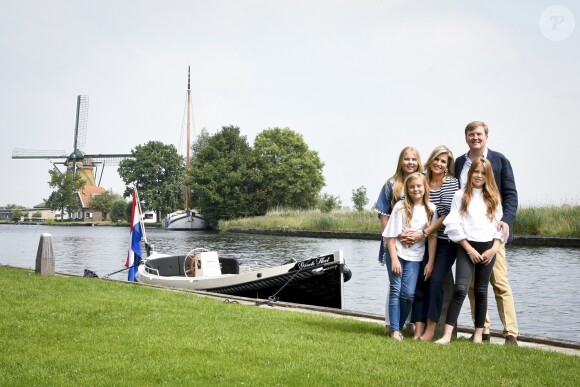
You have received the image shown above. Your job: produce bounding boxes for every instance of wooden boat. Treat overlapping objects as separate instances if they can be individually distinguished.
[163,67,209,230]
[162,209,207,230]
[136,247,352,309]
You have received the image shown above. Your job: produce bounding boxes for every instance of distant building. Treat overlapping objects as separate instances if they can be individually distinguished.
[0,208,12,221]
[29,202,58,220]
[8,186,112,222]
[143,210,157,223]
[75,186,110,221]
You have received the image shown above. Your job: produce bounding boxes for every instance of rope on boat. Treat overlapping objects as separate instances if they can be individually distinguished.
[254,267,306,307]
[103,266,130,278]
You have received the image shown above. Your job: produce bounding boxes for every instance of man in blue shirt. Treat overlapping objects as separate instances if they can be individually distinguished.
[455,121,519,346]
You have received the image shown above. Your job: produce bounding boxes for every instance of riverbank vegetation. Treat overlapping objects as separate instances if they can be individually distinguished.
[3,205,578,238]
[1,267,577,385]
[220,205,580,237]
[514,205,580,237]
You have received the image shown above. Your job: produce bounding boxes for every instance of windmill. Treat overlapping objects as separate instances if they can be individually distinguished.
[12,95,133,187]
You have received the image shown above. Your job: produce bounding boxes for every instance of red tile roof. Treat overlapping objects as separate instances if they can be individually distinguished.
[77,186,107,208]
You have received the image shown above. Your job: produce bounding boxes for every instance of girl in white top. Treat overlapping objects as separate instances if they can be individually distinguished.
[436,158,503,344]
[382,172,437,341]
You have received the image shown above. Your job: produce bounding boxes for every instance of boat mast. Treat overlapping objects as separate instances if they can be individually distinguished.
[185,66,191,210]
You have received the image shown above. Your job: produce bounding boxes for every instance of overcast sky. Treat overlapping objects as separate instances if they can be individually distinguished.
[1,0,578,210]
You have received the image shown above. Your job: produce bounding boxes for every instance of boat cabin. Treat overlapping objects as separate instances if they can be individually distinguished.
[144,252,240,278]
[186,251,221,278]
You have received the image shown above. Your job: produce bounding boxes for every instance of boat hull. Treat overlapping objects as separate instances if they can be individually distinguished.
[136,251,349,309]
[162,210,209,230]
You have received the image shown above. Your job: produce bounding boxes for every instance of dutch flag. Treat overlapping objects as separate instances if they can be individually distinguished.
[125,190,143,281]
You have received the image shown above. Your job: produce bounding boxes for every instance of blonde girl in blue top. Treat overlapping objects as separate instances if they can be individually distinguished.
[376,146,423,264]
[382,172,437,341]
[375,146,423,334]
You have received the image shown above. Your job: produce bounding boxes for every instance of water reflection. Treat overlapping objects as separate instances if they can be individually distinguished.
[1,224,578,342]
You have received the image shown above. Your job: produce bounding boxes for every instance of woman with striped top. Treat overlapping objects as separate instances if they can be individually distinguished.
[400,146,460,340]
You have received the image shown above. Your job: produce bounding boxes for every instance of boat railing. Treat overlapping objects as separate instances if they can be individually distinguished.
[144,266,160,276]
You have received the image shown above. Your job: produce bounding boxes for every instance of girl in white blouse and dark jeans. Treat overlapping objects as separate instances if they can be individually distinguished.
[436,158,503,344]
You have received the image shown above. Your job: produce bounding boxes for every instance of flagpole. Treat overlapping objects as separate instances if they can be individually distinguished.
[126,186,144,281]
[134,187,148,243]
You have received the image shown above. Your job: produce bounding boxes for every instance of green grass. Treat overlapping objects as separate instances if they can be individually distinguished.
[220,205,580,237]
[1,267,578,386]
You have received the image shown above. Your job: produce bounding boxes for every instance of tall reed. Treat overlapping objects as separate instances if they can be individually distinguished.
[221,206,580,237]
[514,205,580,236]
[221,208,379,232]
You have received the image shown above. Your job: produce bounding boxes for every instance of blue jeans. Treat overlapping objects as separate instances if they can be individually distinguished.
[385,256,421,332]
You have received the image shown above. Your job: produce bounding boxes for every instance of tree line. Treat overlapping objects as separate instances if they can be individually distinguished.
[119,126,327,227]
[24,126,369,226]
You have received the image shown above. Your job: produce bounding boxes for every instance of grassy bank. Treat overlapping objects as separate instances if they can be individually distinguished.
[220,205,580,238]
[1,267,578,385]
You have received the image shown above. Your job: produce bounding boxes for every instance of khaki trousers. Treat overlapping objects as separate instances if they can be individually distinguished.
[469,244,519,337]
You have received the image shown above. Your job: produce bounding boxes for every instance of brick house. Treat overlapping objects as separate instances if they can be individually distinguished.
[76,186,111,221]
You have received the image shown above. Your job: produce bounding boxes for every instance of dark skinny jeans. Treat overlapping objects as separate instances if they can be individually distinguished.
[412,239,458,323]
[444,241,496,328]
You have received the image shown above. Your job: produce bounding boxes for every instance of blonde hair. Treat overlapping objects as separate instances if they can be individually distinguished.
[425,145,455,182]
[388,147,423,208]
[400,172,434,227]
[460,158,501,221]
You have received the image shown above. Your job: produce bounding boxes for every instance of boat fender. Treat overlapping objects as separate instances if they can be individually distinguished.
[342,265,352,283]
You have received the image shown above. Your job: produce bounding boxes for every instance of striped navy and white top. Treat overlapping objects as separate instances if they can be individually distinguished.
[429,176,460,239]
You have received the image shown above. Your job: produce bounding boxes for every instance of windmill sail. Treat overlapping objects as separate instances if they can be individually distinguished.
[73,95,89,155]
[12,94,133,187]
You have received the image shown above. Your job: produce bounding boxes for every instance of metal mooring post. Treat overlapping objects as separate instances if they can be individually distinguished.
[35,233,55,275]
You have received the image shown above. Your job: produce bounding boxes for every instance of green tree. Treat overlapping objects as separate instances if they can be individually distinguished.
[318,192,342,213]
[253,127,325,209]
[90,190,119,220]
[45,170,86,220]
[351,186,369,211]
[191,128,211,155]
[110,198,130,223]
[189,125,264,227]
[118,141,184,216]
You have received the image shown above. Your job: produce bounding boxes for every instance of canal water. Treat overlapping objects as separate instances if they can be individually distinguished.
[1,224,578,342]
